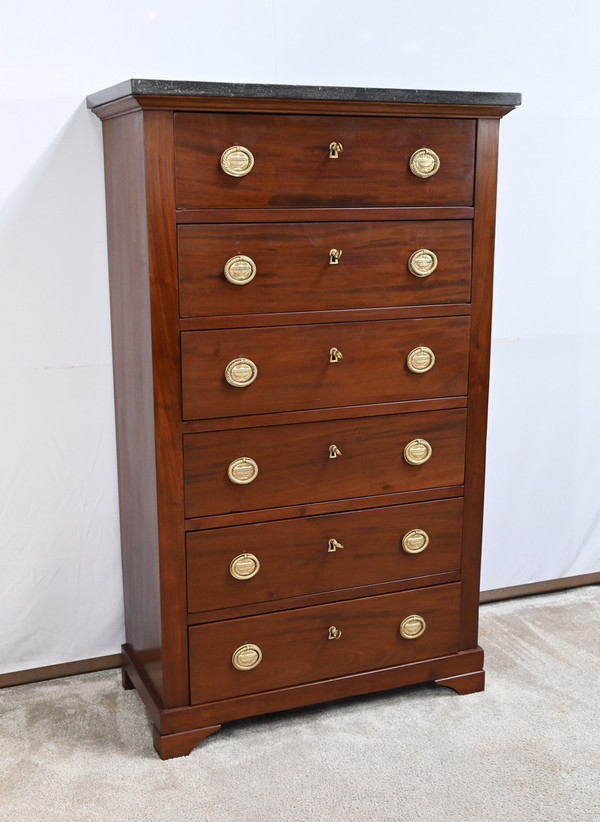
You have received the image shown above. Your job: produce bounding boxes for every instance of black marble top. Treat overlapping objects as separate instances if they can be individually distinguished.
[86,79,521,110]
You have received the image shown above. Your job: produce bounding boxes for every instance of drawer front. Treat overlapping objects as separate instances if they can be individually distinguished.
[184,408,466,518]
[189,583,461,703]
[187,498,463,614]
[178,221,472,317]
[175,114,475,208]
[182,317,470,420]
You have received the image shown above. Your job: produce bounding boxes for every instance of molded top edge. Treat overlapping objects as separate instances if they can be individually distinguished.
[86,79,521,110]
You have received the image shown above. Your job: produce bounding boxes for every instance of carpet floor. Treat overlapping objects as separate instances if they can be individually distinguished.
[1,586,599,821]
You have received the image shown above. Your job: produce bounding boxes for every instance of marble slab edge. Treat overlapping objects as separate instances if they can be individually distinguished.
[86,79,521,110]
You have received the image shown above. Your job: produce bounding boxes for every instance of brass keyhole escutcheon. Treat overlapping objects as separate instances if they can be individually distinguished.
[408,248,438,278]
[329,347,343,363]
[220,145,255,177]
[328,538,345,552]
[229,553,261,580]
[409,147,440,178]
[329,444,342,459]
[232,644,262,670]
[399,615,426,640]
[406,346,436,374]
[329,248,343,265]
[223,255,257,285]
[328,626,342,640]
[402,529,430,554]
[227,456,259,485]
[329,141,344,159]
[403,439,432,466]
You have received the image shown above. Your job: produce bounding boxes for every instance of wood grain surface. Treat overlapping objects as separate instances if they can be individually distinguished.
[189,583,461,703]
[186,497,463,614]
[174,113,475,208]
[459,118,501,650]
[181,316,470,419]
[178,220,472,317]
[183,408,467,518]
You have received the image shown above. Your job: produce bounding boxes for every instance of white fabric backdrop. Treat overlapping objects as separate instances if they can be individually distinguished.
[1,0,598,674]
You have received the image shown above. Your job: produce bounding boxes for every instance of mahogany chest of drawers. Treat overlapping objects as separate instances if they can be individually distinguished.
[87,80,519,759]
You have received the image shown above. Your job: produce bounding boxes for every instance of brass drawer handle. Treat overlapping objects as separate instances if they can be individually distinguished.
[224,255,257,285]
[230,553,260,580]
[220,145,255,177]
[406,346,436,374]
[227,457,259,485]
[409,147,440,179]
[329,444,342,459]
[408,248,438,278]
[232,644,262,670]
[329,248,343,265]
[225,357,258,388]
[328,625,342,640]
[328,538,345,552]
[329,347,343,363]
[402,529,429,554]
[399,614,427,640]
[329,141,344,159]
[403,439,432,466]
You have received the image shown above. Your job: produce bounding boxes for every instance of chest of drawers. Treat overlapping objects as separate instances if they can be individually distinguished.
[88,80,519,759]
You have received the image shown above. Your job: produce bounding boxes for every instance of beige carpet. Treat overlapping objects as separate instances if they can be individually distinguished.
[1,586,599,821]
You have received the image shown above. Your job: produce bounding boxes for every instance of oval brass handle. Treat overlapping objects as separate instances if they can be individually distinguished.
[404,439,432,466]
[409,148,441,179]
[224,255,257,285]
[329,248,343,265]
[408,248,438,278]
[232,643,262,670]
[402,529,430,554]
[227,456,259,485]
[220,145,255,177]
[230,553,261,580]
[329,347,343,363]
[328,626,342,640]
[329,141,344,159]
[329,444,342,459]
[225,357,258,388]
[399,614,427,640]
[406,346,436,374]
[328,538,345,552]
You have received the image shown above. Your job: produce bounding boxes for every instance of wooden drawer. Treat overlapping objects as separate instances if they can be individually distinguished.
[187,498,463,614]
[182,317,470,420]
[189,582,461,703]
[174,114,475,209]
[183,408,466,518]
[178,221,472,317]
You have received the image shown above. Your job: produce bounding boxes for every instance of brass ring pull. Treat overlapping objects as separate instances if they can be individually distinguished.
[329,248,343,265]
[225,357,258,388]
[402,529,429,554]
[227,456,259,485]
[232,644,262,670]
[220,145,255,177]
[406,346,436,374]
[408,248,438,278]
[329,347,343,363]
[399,615,427,640]
[224,255,257,285]
[229,553,261,580]
[328,538,345,552]
[328,626,342,640]
[403,439,432,466]
[329,444,342,459]
[409,148,441,179]
[329,141,344,159]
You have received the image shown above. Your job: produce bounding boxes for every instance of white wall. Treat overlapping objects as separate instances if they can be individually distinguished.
[1,0,598,674]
